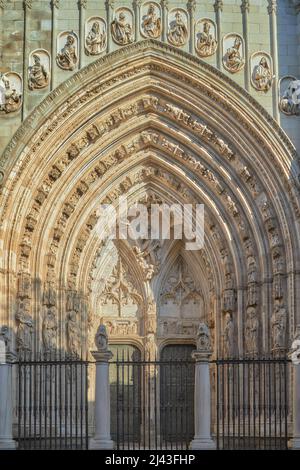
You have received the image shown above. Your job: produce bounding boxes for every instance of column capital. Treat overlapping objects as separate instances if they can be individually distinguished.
[187,0,196,13]
[91,350,113,362]
[241,0,250,13]
[51,0,60,9]
[214,0,223,12]
[267,0,277,14]
[23,0,32,9]
[192,350,213,362]
[0,0,6,10]
[161,0,169,9]
[106,0,115,9]
[78,0,87,8]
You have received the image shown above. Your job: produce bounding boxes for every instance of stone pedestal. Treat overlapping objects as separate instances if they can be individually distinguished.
[89,350,114,450]
[290,362,300,449]
[0,351,17,450]
[190,350,216,450]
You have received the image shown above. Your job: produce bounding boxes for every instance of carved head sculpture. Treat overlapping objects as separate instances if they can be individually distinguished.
[95,323,108,352]
[33,54,41,64]
[92,22,100,33]
[119,12,125,20]
[203,21,210,33]
[67,35,75,45]
[196,322,211,351]
[259,57,268,68]
[234,37,242,49]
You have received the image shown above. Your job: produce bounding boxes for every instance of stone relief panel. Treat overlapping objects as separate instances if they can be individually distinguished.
[85,17,107,55]
[111,8,134,45]
[28,49,50,91]
[222,33,245,73]
[195,18,217,58]
[250,52,273,92]
[140,2,161,39]
[167,9,189,47]
[56,31,78,71]
[279,76,300,116]
[0,72,22,113]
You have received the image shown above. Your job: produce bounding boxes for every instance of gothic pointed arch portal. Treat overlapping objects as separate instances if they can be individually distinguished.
[0,40,299,360]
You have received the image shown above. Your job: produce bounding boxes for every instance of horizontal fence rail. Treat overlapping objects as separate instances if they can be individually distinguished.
[213,357,290,450]
[16,358,89,450]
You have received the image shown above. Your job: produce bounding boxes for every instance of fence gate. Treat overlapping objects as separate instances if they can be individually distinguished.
[16,358,89,450]
[214,357,290,450]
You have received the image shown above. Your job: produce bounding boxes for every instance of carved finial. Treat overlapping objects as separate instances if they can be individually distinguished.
[214,0,223,12]
[241,0,250,13]
[23,0,32,8]
[95,324,108,352]
[267,0,277,14]
[196,322,211,352]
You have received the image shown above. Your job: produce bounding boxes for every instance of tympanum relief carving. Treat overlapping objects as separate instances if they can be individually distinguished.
[111,8,134,45]
[56,31,78,71]
[167,9,189,47]
[85,17,107,55]
[195,19,217,58]
[141,2,161,38]
[222,34,245,73]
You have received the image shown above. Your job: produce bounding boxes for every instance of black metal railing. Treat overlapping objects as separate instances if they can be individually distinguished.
[16,357,89,449]
[110,353,195,450]
[213,356,290,450]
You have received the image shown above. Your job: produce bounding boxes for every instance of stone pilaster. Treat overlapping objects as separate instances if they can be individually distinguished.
[134,0,142,42]
[241,0,250,91]
[268,0,279,122]
[78,0,87,69]
[51,0,59,90]
[187,0,196,55]
[106,0,114,53]
[161,0,169,43]
[214,0,223,70]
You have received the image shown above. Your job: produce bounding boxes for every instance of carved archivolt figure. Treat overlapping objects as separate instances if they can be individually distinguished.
[67,310,81,357]
[223,36,244,73]
[16,300,33,353]
[280,79,300,116]
[111,11,134,45]
[42,306,57,353]
[56,34,78,70]
[141,3,161,38]
[28,54,49,90]
[86,21,106,55]
[271,303,286,350]
[196,21,217,57]
[245,306,259,355]
[252,57,273,92]
[223,313,234,357]
[0,74,22,113]
[167,11,188,47]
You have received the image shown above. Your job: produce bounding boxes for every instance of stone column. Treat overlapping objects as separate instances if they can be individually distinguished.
[134,0,142,42]
[190,323,216,450]
[51,0,59,90]
[268,0,279,122]
[214,0,223,70]
[106,0,114,53]
[89,325,114,450]
[241,0,250,91]
[290,326,300,449]
[161,0,169,43]
[0,339,17,450]
[22,0,32,120]
[187,0,196,55]
[78,0,87,69]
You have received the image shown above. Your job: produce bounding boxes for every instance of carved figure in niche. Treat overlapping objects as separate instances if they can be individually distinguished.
[0,74,22,113]
[167,11,188,47]
[95,324,108,351]
[28,54,49,90]
[196,322,211,351]
[252,57,273,92]
[223,36,244,73]
[196,20,217,57]
[56,34,78,70]
[223,313,234,357]
[273,273,283,299]
[247,281,257,306]
[86,21,106,55]
[66,310,81,357]
[141,3,161,38]
[280,79,300,115]
[16,300,33,353]
[111,11,134,45]
[245,306,259,355]
[42,306,57,353]
[145,334,157,360]
[271,303,286,350]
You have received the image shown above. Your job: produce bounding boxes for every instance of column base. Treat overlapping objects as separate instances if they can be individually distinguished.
[190,437,216,450]
[0,438,17,450]
[89,437,114,450]
[289,437,300,449]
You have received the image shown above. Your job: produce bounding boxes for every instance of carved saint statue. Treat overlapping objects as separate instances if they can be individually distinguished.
[141,3,161,38]
[280,79,300,116]
[56,34,78,70]
[245,306,259,355]
[196,21,217,57]
[42,306,57,353]
[86,21,106,55]
[95,324,108,352]
[66,310,81,357]
[224,37,244,73]
[252,57,273,92]
[196,322,211,351]
[16,300,33,353]
[0,75,22,113]
[111,12,134,45]
[167,11,188,47]
[223,313,234,357]
[28,54,49,90]
[271,303,286,350]
[144,333,157,360]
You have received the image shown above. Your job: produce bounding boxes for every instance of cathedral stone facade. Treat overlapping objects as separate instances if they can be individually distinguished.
[0,0,300,450]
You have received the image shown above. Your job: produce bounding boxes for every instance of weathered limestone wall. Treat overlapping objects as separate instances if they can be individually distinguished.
[0,0,299,154]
